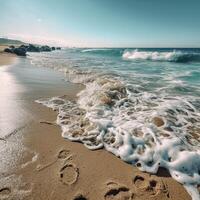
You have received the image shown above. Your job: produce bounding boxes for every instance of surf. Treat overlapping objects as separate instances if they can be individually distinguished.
[122,49,200,63]
[29,49,200,200]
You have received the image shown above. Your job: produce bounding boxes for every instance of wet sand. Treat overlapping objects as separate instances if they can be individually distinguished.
[0,56,191,200]
[0,52,16,66]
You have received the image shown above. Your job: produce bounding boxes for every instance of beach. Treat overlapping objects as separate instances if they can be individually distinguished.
[1,0,200,199]
[0,45,16,66]
[0,51,193,200]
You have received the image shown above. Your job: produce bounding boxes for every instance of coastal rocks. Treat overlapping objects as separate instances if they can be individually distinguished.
[19,45,28,49]
[9,45,15,49]
[4,46,27,56]
[3,44,62,57]
[4,46,26,56]
[27,44,40,52]
[13,47,27,56]
[18,44,40,52]
[4,48,13,53]
[40,45,51,52]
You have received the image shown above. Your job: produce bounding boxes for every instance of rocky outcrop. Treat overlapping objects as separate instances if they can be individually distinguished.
[27,44,40,52]
[40,45,51,52]
[13,47,27,56]
[3,44,62,56]
[19,45,27,49]
[4,46,26,56]
[4,48,13,53]
[9,45,15,49]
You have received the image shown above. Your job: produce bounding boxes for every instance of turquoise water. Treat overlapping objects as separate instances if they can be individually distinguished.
[30,48,200,200]
[31,48,200,96]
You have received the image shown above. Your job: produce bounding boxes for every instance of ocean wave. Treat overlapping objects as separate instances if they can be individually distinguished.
[81,48,112,53]
[81,48,122,57]
[36,68,200,200]
[122,49,200,62]
[31,52,200,200]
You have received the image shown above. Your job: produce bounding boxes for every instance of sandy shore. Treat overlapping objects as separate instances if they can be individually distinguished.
[0,45,16,66]
[0,55,191,200]
[0,52,16,66]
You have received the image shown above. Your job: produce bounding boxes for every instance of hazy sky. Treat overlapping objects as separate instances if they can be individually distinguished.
[1,0,200,47]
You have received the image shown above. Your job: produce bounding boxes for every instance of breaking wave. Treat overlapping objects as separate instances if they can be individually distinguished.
[123,49,200,62]
[36,67,200,200]
[30,50,200,200]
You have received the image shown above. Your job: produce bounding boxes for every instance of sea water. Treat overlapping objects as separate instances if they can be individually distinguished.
[30,48,200,199]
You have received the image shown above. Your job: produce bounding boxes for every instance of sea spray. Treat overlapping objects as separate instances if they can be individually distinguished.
[36,75,200,200]
[123,49,200,62]
[30,48,200,200]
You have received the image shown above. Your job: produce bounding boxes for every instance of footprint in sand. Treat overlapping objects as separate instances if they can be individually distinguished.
[58,149,70,159]
[37,149,72,172]
[133,175,146,189]
[0,187,11,196]
[104,182,134,200]
[133,174,169,198]
[60,163,79,185]
[73,194,88,200]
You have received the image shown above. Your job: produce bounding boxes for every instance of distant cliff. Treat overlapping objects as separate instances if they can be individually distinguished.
[0,38,26,45]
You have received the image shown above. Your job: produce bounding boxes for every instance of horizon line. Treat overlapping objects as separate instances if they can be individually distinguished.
[1,36,200,49]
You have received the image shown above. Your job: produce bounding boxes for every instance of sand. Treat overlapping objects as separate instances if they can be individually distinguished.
[0,45,18,66]
[0,55,191,200]
[0,52,16,66]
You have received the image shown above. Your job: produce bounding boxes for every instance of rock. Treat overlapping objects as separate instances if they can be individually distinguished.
[56,47,61,50]
[13,47,27,56]
[4,48,13,53]
[4,46,27,56]
[27,44,40,52]
[4,43,56,56]
[9,45,15,49]
[19,44,28,49]
[40,45,51,52]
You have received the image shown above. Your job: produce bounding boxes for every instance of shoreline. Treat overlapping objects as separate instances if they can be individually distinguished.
[0,45,16,66]
[0,54,191,200]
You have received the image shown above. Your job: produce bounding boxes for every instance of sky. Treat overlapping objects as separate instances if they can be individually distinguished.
[0,0,200,47]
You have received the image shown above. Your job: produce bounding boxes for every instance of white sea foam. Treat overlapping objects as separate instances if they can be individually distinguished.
[31,51,200,200]
[122,49,200,62]
[36,72,200,200]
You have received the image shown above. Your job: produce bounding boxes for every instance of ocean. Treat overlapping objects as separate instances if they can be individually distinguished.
[29,48,200,200]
